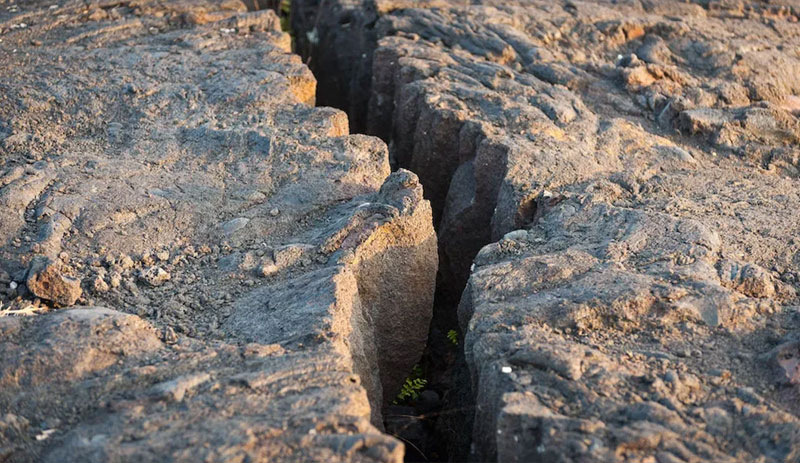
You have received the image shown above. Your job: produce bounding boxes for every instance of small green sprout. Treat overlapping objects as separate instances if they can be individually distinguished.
[446,329,459,346]
[393,364,427,404]
[395,377,428,403]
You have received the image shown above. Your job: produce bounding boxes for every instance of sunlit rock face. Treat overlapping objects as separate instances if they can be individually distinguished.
[0,3,437,462]
[293,0,800,461]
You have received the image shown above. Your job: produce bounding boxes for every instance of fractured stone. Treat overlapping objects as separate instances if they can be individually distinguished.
[0,2,437,462]
[292,0,800,460]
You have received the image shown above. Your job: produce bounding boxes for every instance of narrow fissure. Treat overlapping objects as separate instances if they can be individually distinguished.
[286,4,486,461]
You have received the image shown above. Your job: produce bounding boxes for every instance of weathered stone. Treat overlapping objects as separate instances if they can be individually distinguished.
[0,2,437,462]
[138,266,171,287]
[293,0,800,461]
[25,257,82,307]
[91,275,109,293]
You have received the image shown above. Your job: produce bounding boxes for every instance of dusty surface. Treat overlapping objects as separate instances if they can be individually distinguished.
[0,1,437,462]
[293,0,800,461]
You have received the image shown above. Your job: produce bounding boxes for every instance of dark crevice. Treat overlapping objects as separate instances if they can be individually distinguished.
[290,0,382,134]
[290,3,485,461]
[228,3,800,462]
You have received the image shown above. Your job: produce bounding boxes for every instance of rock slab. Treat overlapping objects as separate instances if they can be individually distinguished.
[0,2,437,462]
[293,0,800,461]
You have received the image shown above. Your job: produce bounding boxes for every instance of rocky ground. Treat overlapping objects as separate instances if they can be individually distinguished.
[3,0,800,462]
[0,1,437,462]
[293,0,800,461]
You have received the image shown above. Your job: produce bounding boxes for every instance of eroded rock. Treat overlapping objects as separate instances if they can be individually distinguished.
[292,0,800,461]
[0,2,437,462]
[25,257,82,307]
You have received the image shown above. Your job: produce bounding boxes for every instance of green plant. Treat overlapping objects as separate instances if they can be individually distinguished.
[278,0,290,33]
[394,364,427,404]
[446,329,459,346]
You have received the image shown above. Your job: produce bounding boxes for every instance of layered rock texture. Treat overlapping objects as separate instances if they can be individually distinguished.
[0,2,437,462]
[4,0,800,461]
[294,0,800,461]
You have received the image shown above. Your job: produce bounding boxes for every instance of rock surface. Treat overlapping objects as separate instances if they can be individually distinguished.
[293,0,800,461]
[25,256,83,306]
[0,2,437,462]
[5,0,800,460]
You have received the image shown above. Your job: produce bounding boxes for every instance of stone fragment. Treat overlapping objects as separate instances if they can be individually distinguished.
[109,272,122,289]
[220,217,250,235]
[139,267,170,287]
[119,255,135,270]
[92,276,109,293]
[25,257,82,307]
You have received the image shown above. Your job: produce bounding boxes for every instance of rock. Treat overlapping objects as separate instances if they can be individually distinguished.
[0,307,163,386]
[762,341,800,385]
[220,217,250,235]
[138,267,170,287]
[119,255,135,270]
[150,372,211,402]
[140,253,155,267]
[92,276,109,293]
[25,257,82,307]
[273,243,315,269]
[258,256,279,277]
[109,272,122,289]
[0,3,437,462]
[292,0,800,460]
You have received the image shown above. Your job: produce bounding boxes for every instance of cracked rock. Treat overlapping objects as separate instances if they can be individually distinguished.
[292,0,800,461]
[0,3,436,462]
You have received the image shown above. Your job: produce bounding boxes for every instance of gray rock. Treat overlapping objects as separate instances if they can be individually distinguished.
[292,0,800,461]
[220,217,250,235]
[0,3,437,463]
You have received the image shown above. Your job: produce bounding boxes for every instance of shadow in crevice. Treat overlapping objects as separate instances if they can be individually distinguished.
[289,3,480,459]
